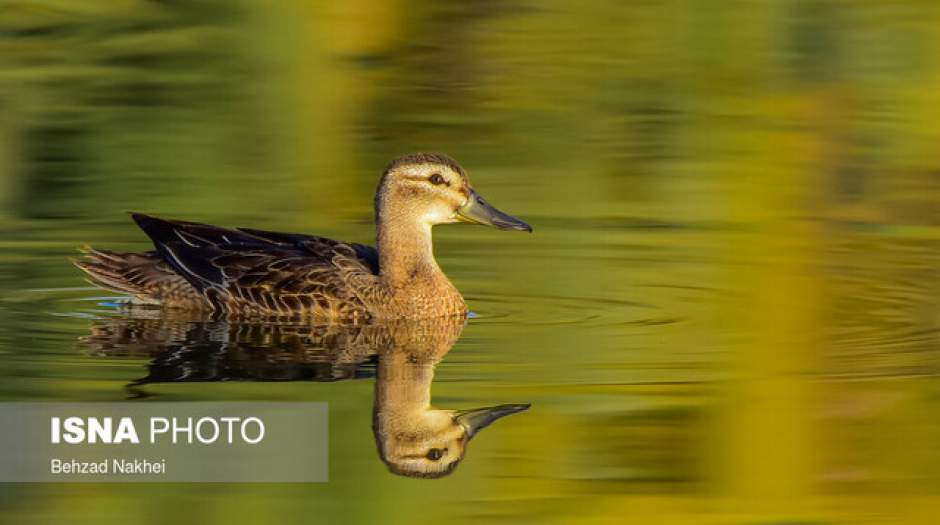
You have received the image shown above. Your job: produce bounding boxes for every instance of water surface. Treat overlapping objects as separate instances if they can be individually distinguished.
[1,1,939,524]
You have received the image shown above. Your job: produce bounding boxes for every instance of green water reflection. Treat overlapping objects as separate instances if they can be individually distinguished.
[1,1,939,524]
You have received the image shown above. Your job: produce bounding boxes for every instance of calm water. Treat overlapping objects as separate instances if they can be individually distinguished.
[1,1,939,524]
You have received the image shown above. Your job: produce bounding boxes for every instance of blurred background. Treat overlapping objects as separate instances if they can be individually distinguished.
[1,0,939,523]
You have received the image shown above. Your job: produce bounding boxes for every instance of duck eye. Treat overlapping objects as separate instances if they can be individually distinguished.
[429,173,446,186]
[426,448,445,461]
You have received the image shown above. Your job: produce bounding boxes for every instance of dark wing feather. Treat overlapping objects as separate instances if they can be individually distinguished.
[132,213,266,247]
[237,227,380,274]
[131,213,381,318]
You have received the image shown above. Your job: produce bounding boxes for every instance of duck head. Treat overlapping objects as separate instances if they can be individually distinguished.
[374,402,531,479]
[375,153,532,232]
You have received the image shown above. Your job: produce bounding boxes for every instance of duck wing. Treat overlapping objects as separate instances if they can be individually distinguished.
[236,227,379,274]
[131,213,383,319]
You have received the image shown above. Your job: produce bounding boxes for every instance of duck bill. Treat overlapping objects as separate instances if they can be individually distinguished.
[456,190,532,232]
[455,403,531,439]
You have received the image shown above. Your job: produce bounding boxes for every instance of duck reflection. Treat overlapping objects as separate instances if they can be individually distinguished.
[369,320,529,478]
[80,311,529,478]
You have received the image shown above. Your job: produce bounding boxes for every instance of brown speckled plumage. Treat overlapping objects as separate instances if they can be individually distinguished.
[75,214,410,321]
[73,154,531,321]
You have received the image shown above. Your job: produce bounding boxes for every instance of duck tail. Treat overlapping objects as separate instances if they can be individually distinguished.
[71,246,164,303]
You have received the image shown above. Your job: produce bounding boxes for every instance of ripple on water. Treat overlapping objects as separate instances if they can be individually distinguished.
[465,291,686,328]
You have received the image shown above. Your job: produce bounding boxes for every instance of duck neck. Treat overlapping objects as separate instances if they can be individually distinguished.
[376,216,444,289]
[375,352,435,415]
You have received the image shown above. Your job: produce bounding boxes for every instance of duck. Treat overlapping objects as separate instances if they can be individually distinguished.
[74,153,531,321]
